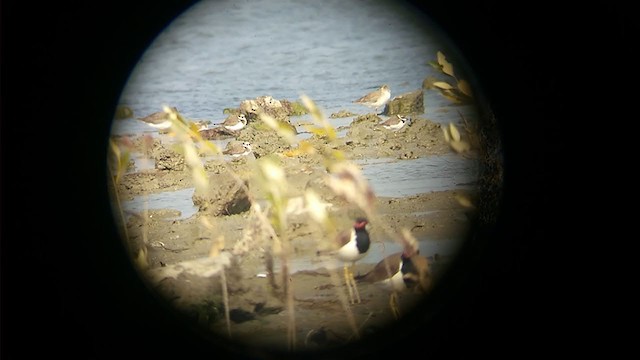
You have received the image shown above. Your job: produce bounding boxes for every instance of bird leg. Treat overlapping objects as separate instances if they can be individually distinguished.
[344,263,361,304]
[344,264,356,304]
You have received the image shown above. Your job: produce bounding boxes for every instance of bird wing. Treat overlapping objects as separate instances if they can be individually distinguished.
[221,116,236,126]
[354,90,379,103]
[334,228,354,248]
[138,112,166,123]
[355,252,402,283]
[222,142,239,154]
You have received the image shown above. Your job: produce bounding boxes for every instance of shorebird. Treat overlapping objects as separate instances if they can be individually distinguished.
[222,141,252,157]
[356,243,431,318]
[353,84,391,114]
[137,107,179,130]
[192,120,211,131]
[220,113,248,132]
[318,218,371,304]
[378,115,409,131]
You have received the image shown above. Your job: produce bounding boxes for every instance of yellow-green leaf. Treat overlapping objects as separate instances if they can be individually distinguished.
[109,139,121,159]
[300,94,336,140]
[188,122,201,133]
[135,248,149,270]
[437,51,455,77]
[298,140,316,154]
[449,123,461,142]
[457,79,473,98]
[200,140,220,155]
[427,61,441,70]
[259,113,297,144]
[440,89,463,103]
[442,126,450,143]
[259,157,286,183]
[183,142,201,167]
[191,166,209,193]
[433,81,454,90]
[455,194,474,208]
[450,140,470,153]
[304,189,328,224]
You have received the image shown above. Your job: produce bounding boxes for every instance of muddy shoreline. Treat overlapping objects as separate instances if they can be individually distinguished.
[109,111,482,353]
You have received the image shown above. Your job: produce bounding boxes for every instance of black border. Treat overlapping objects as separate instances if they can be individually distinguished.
[3,0,613,358]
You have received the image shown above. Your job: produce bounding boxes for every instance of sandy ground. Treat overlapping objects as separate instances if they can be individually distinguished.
[109,112,485,354]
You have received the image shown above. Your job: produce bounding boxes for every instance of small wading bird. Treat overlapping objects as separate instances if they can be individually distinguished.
[222,141,252,157]
[137,107,180,130]
[318,218,371,304]
[353,84,391,114]
[377,114,409,131]
[219,113,248,132]
[355,239,431,318]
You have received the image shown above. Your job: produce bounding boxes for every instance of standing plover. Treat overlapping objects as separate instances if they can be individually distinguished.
[356,250,430,293]
[220,113,247,132]
[318,218,371,304]
[379,115,409,131]
[137,107,178,130]
[353,84,391,114]
[222,141,252,157]
[355,245,431,318]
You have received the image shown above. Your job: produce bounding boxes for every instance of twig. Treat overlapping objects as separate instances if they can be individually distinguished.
[220,268,231,338]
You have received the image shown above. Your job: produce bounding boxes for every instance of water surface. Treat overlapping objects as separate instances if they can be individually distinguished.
[112,0,479,136]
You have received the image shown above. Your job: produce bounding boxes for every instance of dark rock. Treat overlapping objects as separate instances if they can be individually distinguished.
[254,302,284,316]
[229,308,255,323]
[383,89,424,115]
[192,173,251,216]
[304,327,346,347]
[186,300,222,327]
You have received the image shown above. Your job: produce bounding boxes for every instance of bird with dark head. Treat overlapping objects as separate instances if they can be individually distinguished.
[355,232,431,318]
[317,218,371,304]
[220,113,247,132]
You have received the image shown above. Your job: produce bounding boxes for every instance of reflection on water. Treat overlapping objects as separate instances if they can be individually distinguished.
[274,231,462,275]
[111,0,478,137]
[122,187,197,220]
[121,153,476,220]
[358,154,478,197]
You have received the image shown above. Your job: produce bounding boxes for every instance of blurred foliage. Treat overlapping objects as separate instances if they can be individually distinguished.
[288,101,309,116]
[426,51,474,103]
[114,105,134,120]
[107,70,482,345]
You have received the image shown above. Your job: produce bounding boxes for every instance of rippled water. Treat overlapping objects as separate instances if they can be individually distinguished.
[123,187,198,220]
[357,155,478,197]
[111,0,478,135]
[275,232,463,275]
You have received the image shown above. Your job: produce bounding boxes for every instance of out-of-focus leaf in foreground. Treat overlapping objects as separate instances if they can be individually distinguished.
[326,162,376,212]
[437,51,455,78]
